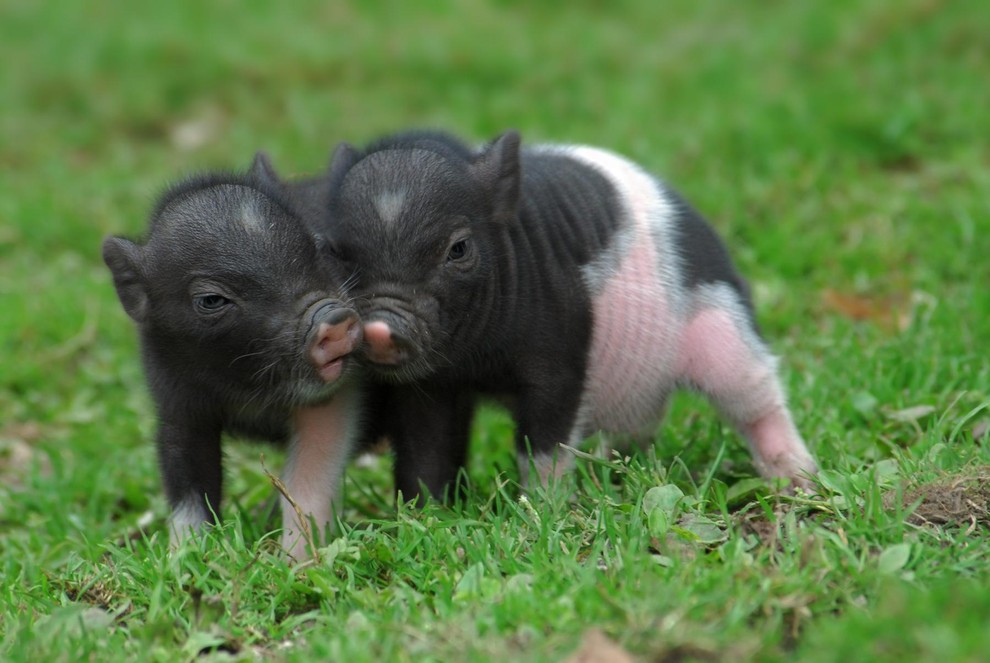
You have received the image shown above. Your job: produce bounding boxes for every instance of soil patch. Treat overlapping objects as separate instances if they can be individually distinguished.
[885,467,990,530]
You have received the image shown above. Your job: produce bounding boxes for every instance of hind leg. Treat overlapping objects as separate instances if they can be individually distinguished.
[597,399,669,458]
[676,298,817,488]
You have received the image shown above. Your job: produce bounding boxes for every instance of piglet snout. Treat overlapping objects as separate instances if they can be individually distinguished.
[305,302,361,383]
[364,320,413,365]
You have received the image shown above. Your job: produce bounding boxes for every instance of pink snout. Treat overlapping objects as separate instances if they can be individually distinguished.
[363,320,410,365]
[308,309,362,383]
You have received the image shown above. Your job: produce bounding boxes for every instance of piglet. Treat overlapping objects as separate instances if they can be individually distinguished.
[312,130,817,501]
[102,158,364,558]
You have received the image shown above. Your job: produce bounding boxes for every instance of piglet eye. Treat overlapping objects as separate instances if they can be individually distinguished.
[446,239,469,262]
[194,293,231,314]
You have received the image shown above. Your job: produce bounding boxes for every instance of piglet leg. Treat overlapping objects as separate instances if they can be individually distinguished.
[514,360,588,489]
[280,385,361,559]
[388,383,475,505]
[677,305,818,489]
[155,395,224,546]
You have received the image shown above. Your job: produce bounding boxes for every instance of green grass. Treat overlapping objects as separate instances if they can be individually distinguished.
[2,0,989,660]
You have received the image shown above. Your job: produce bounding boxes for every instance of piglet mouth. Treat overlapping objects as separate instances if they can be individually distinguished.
[316,356,346,383]
[362,317,426,369]
[358,319,439,384]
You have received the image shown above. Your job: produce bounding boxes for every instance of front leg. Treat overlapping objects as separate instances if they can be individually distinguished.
[155,404,224,546]
[387,382,475,505]
[280,384,363,560]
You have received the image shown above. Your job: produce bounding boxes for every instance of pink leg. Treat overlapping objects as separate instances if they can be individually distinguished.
[677,307,817,488]
[280,385,361,559]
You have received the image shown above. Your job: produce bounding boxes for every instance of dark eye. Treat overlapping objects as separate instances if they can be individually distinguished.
[446,239,469,262]
[194,293,231,314]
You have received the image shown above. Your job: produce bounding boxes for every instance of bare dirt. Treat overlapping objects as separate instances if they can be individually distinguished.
[884,466,990,530]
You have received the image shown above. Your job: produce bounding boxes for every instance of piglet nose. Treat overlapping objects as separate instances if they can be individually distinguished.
[304,300,361,383]
[363,320,413,365]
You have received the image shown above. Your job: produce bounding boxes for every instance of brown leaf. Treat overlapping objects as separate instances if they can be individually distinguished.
[821,288,911,331]
[0,422,54,488]
[0,421,44,443]
[563,629,637,663]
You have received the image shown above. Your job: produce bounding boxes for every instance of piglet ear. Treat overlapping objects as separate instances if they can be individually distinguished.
[326,142,361,189]
[472,130,521,223]
[102,237,149,323]
[249,151,280,188]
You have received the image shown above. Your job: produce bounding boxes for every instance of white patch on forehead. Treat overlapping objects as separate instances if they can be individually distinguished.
[238,197,267,232]
[373,189,407,225]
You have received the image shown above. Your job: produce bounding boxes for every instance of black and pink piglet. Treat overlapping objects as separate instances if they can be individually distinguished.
[295,130,818,500]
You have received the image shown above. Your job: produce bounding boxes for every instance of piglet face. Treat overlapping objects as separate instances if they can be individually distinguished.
[356,216,482,382]
[104,181,361,409]
[323,136,519,383]
[326,167,487,380]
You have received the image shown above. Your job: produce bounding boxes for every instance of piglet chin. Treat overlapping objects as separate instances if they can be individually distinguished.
[366,346,406,365]
[317,357,345,383]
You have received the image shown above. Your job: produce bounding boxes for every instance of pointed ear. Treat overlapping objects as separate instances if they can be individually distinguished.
[249,151,280,188]
[102,237,149,323]
[471,130,521,223]
[326,142,361,189]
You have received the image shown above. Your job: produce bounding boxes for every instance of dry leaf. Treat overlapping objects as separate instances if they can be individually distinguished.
[821,288,911,331]
[563,629,637,663]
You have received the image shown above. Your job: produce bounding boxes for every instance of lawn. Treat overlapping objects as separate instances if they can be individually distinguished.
[2,0,989,661]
